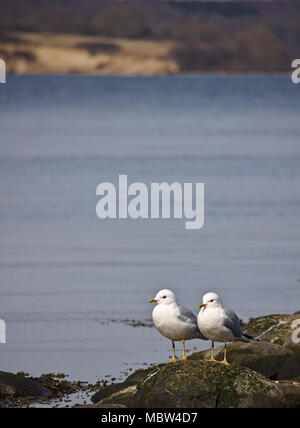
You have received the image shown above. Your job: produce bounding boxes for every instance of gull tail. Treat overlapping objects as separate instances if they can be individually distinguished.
[243,333,261,342]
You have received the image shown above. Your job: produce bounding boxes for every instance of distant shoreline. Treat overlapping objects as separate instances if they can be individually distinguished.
[1,32,291,77]
[5,71,290,78]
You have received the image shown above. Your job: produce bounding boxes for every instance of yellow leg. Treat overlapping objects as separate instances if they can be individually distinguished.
[181,340,187,361]
[220,343,230,366]
[206,342,218,363]
[166,341,177,364]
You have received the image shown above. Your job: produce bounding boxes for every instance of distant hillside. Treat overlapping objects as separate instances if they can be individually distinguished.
[0,0,299,73]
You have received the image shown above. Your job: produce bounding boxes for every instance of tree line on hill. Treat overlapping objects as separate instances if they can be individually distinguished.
[0,0,299,72]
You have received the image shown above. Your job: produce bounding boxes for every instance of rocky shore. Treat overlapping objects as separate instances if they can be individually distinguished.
[1,312,300,408]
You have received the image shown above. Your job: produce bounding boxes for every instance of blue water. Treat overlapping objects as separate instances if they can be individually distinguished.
[0,75,299,382]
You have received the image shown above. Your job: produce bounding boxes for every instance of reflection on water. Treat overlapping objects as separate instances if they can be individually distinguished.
[0,76,299,381]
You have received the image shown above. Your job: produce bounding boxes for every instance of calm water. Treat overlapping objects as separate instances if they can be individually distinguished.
[0,75,299,382]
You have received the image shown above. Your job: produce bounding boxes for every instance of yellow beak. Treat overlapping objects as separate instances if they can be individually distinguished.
[148,299,158,303]
[198,303,206,309]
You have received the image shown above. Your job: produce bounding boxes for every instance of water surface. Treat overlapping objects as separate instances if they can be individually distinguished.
[0,75,299,381]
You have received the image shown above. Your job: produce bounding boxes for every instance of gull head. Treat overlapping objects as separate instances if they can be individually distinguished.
[199,292,222,309]
[148,289,177,306]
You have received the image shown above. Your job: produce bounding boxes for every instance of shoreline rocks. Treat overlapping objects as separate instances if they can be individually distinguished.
[188,342,300,381]
[135,361,284,408]
[88,357,300,408]
[242,312,300,346]
[2,311,300,408]
[89,311,300,408]
[0,371,50,403]
[0,372,102,407]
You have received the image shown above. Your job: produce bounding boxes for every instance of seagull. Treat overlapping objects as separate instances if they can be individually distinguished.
[197,292,258,365]
[149,289,208,363]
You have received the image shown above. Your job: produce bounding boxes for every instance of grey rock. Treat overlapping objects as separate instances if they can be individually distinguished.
[135,361,283,408]
[0,371,50,401]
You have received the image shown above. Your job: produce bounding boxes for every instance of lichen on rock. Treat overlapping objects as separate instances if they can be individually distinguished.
[135,361,283,408]
[243,313,300,346]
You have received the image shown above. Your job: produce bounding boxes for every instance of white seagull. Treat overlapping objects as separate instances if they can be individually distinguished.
[149,289,208,363]
[197,292,257,365]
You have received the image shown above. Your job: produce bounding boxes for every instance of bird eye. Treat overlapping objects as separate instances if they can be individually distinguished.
[163,296,166,299]
[210,300,214,302]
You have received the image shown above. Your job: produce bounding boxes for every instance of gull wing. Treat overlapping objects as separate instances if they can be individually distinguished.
[223,309,243,339]
[177,306,208,340]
